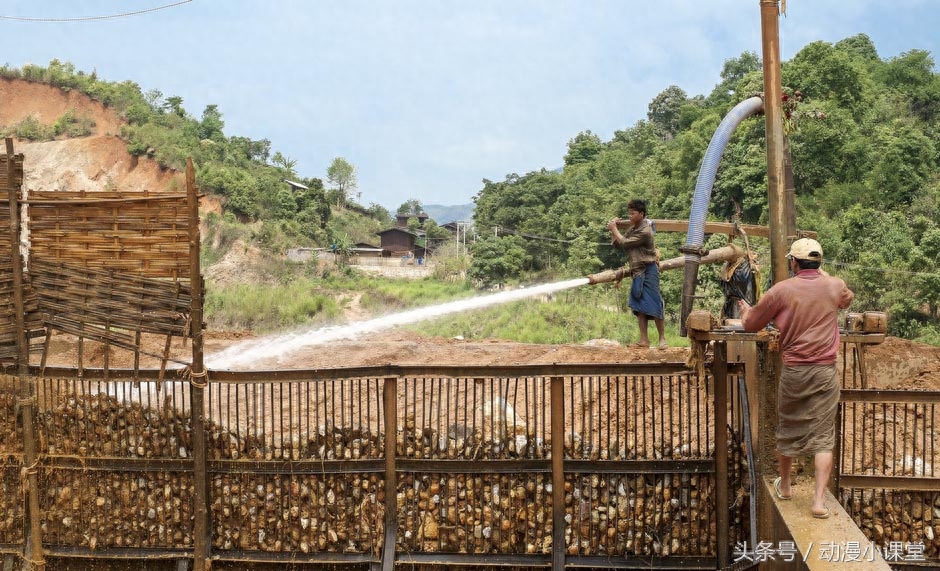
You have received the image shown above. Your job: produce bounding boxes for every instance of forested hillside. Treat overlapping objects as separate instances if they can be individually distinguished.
[0,60,393,253]
[470,34,940,341]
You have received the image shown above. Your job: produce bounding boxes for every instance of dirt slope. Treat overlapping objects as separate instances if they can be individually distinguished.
[0,77,181,193]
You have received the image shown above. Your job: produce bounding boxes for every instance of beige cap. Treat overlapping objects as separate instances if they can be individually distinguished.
[787,238,822,261]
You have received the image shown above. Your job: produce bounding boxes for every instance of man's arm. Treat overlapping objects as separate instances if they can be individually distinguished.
[607,218,647,249]
[838,281,855,309]
[738,295,776,332]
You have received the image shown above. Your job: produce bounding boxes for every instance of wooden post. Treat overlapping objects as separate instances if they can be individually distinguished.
[382,376,398,571]
[6,139,44,570]
[550,376,565,571]
[186,158,209,571]
[713,342,730,569]
[759,0,789,285]
[755,342,781,555]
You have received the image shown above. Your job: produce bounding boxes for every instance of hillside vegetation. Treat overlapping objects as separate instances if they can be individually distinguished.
[2,35,940,344]
[469,36,940,342]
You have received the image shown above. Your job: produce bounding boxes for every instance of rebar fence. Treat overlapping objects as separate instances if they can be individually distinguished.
[0,361,753,570]
[837,344,940,568]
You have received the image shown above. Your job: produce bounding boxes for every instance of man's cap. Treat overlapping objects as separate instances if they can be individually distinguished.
[787,238,823,261]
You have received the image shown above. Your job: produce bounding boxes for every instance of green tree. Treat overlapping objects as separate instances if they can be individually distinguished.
[165,96,186,117]
[911,227,940,318]
[647,85,688,137]
[564,131,603,166]
[272,151,297,172]
[782,41,869,115]
[327,157,357,207]
[834,34,880,65]
[467,235,531,287]
[867,122,936,208]
[198,104,225,142]
[397,198,424,216]
[707,51,761,105]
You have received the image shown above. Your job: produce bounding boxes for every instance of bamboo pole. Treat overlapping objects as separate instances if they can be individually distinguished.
[187,158,209,571]
[6,139,44,569]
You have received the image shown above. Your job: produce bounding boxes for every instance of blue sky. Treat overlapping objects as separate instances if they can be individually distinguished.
[2,1,938,211]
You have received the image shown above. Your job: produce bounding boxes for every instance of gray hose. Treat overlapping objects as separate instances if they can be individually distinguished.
[680,96,764,334]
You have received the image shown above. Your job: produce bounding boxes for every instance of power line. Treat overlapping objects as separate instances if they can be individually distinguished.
[827,260,940,279]
[493,226,576,244]
[0,1,192,22]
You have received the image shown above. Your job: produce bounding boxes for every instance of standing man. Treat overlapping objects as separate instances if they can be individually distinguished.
[738,238,854,519]
[607,199,667,349]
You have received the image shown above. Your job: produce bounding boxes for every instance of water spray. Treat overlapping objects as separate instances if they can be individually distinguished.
[205,277,591,370]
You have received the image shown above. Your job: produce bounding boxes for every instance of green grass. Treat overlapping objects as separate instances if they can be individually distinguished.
[408,285,689,347]
[204,263,688,346]
[204,281,340,332]
[205,268,478,334]
[358,277,476,312]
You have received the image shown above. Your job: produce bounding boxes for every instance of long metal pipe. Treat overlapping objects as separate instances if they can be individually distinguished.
[761,0,789,284]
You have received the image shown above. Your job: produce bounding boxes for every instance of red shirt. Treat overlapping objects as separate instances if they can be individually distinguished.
[741,269,853,366]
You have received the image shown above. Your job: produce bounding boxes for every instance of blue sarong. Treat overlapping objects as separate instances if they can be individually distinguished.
[629,263,664,320]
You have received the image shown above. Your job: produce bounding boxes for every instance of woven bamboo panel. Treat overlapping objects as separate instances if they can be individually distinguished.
[30,259,191,341]
[0,154,24,188]
[27,190,190,279]
[0,155,43,354]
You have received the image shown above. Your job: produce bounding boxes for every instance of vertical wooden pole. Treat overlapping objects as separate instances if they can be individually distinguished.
[186,159,209,571]
[760,0,788,285]
[756,343,781,552]
[6,139,44,570]
[758,1,787,560]
[550,376,565,571]
[713,342,730,569]
[382,377,398,571]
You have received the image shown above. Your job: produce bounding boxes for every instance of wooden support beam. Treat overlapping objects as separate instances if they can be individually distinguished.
[642,218,816,239]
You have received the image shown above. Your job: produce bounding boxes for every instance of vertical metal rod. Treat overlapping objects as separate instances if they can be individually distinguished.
[713,341,730,568]
[924,404,937,476]
[186,158,209,571]
[640,376,648,456]
[381,376,397,571]
[550,375,565,571]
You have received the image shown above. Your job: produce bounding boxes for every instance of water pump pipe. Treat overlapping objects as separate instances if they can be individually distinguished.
[679,95,765,335]
[586,243,744,285]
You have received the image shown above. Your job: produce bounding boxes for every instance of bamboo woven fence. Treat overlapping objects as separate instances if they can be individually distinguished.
[0,154,43,361]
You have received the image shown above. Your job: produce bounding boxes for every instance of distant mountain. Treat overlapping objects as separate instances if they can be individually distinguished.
[424,203,474,224]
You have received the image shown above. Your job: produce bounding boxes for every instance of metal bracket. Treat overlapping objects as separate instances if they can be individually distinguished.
[678,244,709,256]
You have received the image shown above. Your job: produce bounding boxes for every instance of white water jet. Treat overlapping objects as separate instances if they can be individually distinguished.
[205,277,590,370]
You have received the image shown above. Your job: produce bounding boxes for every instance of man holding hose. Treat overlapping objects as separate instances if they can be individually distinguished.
[606,199,667,349]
